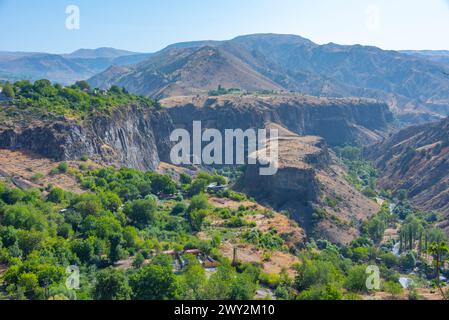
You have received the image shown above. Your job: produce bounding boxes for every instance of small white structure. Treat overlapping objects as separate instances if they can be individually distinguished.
[399,277,414,289]
[207,183,228,193]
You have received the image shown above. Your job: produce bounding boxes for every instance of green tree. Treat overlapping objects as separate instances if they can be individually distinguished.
[188,194,209,213]
[100,191,122,212]
[297,284,343,300]
[399,251,416,271]
[130,264,178,300]
[345,265,368,293]
[93,267,131,300]
[151,254,173,268]
[171,202,187,216]
[2,204,48,231]
[187,179,208,196]
[74,81,91,91]
[73,193,103,217]
[57,223,74,239]
[180,173,192,185]
[124,198,158,227]
[72,238,95,263]
[384,281,403,299]
[2,81,15,98]
[2,188,25,204]
[230,271,258,300]
[108,233,127,263]
[396,189,408,202]
[379,252,399,268]
[428,241,449,300]
[58,162,69,173]
[16,230,46,256]
[366,217,386,244]
[295,258,343,291]
[47,188,65,203]
[151,174,177,195]
[205,262,236,299]
[17,272,43,299]
[188,209,208,232]
[132,252,145,269]
[180,255,207,299]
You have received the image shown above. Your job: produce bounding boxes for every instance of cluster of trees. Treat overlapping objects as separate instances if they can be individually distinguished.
[292,240,408,300]
[77,167,177,201]
[1,144,447,300]
[0,79,156,118]
[93,255,259,300]
[333,145,449,299]
[208,85,242,96]
[0,163,271,300]
[335,146,378,198]
[244,229,285,251]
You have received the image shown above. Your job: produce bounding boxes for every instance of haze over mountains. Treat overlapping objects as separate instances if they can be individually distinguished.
[401,50,449,68]
[0,48,151,84]
[88,34,449,123]
[2,34,449,123]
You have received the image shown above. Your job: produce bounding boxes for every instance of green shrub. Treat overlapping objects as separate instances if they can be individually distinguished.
[383,281,403,298]
[297,284,343,300]
[2,188,25,205]
[345,265,369,293]
[47,188,65,203]
[58,162,69,173]
[30,173,44,182]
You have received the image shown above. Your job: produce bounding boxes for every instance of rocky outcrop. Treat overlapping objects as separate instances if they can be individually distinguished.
[237,123,379,245]
[0,93,392,172]
[163,94,393,147]
[0,107,174,171]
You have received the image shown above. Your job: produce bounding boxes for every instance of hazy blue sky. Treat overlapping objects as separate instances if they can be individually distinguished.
[1,0,449,53]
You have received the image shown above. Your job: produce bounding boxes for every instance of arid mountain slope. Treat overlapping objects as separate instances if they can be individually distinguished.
[88,45,284,98]
[89,34,449,122]
[367,117,449,227]
[401,50,449,68]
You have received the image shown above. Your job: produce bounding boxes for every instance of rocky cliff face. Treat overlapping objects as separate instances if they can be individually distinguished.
[163,94,393,147]
[0,107,174,171]
[0,94,392,172]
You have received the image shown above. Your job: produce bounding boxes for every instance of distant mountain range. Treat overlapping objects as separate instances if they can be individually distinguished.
[88,34,449,123]
[2,34,449,123]
[0,48,152,84]
[400,50,449,67]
